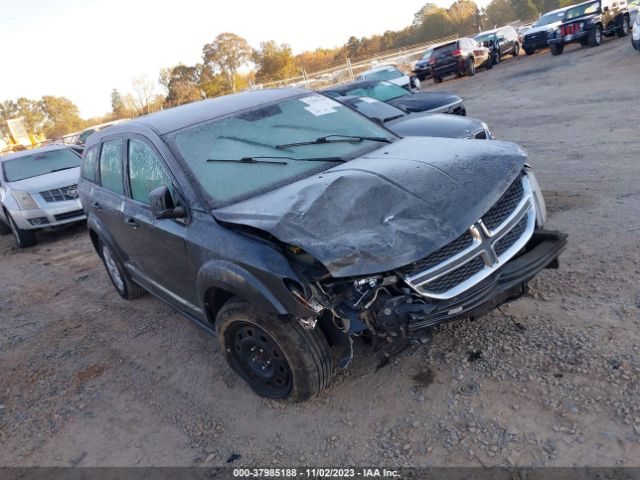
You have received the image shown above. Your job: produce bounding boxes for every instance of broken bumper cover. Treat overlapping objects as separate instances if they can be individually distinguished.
[404,229,567,332]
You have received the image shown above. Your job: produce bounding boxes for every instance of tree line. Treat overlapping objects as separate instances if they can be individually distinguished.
[1,0,574,140]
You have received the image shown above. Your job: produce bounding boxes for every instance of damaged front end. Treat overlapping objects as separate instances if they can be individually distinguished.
[285,171,567,368]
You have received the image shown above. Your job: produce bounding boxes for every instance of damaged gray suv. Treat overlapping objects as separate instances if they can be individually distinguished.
[79,88,567,401]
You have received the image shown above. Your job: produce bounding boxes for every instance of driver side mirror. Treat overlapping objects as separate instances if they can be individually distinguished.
[149,186,186,220]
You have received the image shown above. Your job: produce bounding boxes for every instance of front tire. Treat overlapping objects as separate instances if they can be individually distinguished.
[525,47,535,56]
[100,242,145,299]
[617,16,630,37]
[0,217,12,235]
[550,43,565,55]
[8,214,36,248]
[589,25,603,46]
[433,75,443,84]
[513,43,520,56]
[485,55,493,69]
[216,298,334,402]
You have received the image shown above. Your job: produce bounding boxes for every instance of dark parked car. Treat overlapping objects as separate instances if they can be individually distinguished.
[430,38,492,83]
[334,96,492,139]
[79,88,566,401]
[523,7,570,55]
[412,47,436,80]
[548,0,630,55]
[474,26,521,64]
[323,79,466,115]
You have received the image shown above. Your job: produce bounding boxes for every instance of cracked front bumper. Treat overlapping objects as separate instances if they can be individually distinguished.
[405,229,567,332]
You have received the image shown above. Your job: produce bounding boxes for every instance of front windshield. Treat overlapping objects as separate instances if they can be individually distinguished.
[342,81,409,102]
[362,68,403,82]
[421,49,433,60]
[3,149,81,182]
[565,1,599,19]
[474,33,496,44]
[347,97,405,122]
[169,94,396,205]
[535,10,567,25]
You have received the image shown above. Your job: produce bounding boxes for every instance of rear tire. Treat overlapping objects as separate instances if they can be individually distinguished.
[525,47,535,56]
[216,298,334,402]
[0,217,11,235]
[589,25,603,46]
[466,58,476,76]
[493,51,501,64]
[8,214,36,248]
[617,16,630,37]
[550,43,565,55]
[433,75,443,84]
[100,241,146,300]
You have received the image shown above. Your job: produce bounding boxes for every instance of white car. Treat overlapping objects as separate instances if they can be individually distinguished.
[629,0,639,25]
[357,66,421,91]
[0,145,85,248]
[633,13,640,49]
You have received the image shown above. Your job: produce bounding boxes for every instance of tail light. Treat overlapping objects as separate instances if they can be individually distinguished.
[428,58,436,65]
[452,49,462,56]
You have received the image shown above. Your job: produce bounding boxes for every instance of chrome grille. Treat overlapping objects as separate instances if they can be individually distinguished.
[481,177,524,231]
[422,256,485,294]
[40,184,79,202]
[401,174,536,300]
[495,215,528,257]
[398,232,473,276]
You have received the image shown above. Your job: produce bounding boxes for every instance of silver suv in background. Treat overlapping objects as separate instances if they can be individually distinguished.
[0,145,86,247]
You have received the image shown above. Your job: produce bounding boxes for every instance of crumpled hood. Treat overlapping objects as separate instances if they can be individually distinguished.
[213,137,527,277]
[387,92,461,113]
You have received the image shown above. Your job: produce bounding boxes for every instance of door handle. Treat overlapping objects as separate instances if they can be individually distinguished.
[124,217,138,228]
[92,201,102,211]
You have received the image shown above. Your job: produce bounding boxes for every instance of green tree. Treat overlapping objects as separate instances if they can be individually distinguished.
[512,0,539,21]
[202,33,252,93]
[253,41,298,83]
[159,64,203,107]
[485,0,518,28]
[110,89,128,118]
[41,96,84,139]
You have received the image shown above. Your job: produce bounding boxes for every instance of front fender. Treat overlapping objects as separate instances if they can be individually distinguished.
[196,260,316,320]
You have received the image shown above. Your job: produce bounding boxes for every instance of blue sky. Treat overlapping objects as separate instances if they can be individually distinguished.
[0,0,476,118]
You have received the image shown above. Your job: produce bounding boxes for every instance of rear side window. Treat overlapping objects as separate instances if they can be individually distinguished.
[99,139,124,195]
[127,140,172,205]
[82,146,99,183]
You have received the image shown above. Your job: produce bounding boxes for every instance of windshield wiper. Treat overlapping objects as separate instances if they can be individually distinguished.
[275,134,392,149]
[50,167,77,173]
[206,156,346,164]
[383,114,405,122]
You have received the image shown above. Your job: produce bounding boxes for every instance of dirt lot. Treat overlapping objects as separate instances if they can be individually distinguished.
[1,38,639,468]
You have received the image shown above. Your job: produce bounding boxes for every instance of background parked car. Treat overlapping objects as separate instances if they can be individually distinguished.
[430,38,492,83]
[517,23,533,44]
[630,0,639,24]
[322,80,466,115]
[0,145,85,248]
[474,26,521,64]
[412,47,436,80]
[633,10,640,47]
[73,119,129,149]
[356,65,421,91]
[523,7,570,55]
[334,95,492,139]
[547,0,630,55]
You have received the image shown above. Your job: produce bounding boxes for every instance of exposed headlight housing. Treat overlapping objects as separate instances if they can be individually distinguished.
[12,191,38,210]
[524,166,547,228]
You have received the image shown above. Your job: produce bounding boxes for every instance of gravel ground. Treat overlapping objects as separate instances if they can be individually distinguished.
[1,37,639,468]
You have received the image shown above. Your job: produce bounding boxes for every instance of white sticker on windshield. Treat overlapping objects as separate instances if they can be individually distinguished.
[300,96,340,116]
[360,97,379,104]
